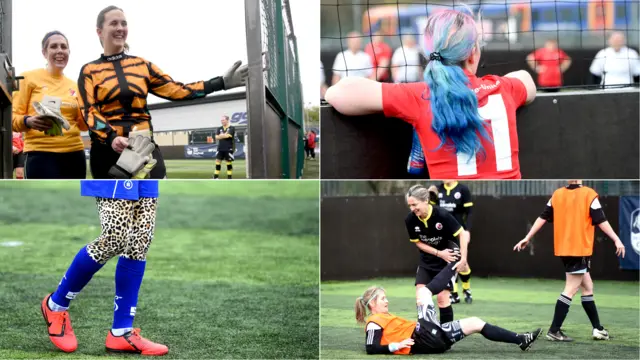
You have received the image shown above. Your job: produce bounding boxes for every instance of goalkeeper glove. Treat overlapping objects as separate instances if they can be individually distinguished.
[222,60,249,89]
[108,136,157,179]
[32,96,71,136]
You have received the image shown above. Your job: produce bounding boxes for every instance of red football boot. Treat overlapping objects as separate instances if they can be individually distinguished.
[40,294,78,353]
[105,328,169,356]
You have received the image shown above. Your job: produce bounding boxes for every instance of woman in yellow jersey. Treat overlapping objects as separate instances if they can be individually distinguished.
[12,31,88,179]
[354,264,541,355]
[78,6,248,179]
[514,180,626,342]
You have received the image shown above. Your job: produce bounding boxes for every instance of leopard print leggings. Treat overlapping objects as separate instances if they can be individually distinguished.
[85,197,158,264]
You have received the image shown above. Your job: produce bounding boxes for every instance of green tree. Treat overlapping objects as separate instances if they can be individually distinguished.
[304,105,319,128]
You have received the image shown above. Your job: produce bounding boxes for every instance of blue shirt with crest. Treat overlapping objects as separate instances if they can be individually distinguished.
[80,180,159,200]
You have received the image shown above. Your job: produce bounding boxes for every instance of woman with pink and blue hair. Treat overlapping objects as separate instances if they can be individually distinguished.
[325,8,537,179]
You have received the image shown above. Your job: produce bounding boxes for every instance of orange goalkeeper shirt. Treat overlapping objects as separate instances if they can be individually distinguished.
[548,185,600,257]
[366,313,416,355]
[78,52,222,146]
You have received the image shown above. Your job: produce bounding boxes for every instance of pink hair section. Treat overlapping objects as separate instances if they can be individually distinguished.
[423,8,480,54]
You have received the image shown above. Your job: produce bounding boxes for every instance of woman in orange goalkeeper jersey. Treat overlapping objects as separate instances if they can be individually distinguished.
[354,262,542,355]
[79,5,248,179]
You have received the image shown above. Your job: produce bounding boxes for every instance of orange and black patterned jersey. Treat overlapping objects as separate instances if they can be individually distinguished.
[78,52,226,145]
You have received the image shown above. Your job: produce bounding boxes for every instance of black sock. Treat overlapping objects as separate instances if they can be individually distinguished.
[426,262,457,295]
[550,294,572,332]
[480,323,521,344]
[214,163,221,179]
[439,305,454,324]
[581,295,603,330]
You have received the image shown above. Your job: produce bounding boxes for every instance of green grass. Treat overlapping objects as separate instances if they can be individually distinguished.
[302,155,320,180]
[0,181,319,359]
[321,277,639,359]
[79,158,318,179]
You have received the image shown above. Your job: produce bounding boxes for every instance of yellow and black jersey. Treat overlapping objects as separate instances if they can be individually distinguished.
[435,182,474,231]
[405,206,463,270]
[78,52,226,145]
[216,125,236,152]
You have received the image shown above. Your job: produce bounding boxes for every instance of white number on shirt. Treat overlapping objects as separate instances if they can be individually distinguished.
[456,94,512,176]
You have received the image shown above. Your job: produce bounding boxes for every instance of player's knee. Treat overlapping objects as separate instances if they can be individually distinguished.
[87,235,126,263]
[563,284,580,297]
[416,286,433,306]
[581,282,594,295]
[460,316,484,335]
[436,292,450,307]
[470,317,485,331]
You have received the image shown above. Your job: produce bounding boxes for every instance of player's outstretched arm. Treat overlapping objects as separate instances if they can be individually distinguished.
[324,77,383,116]
[597,221,626,258]
[457,230,470,269]
[514,217,547,251]
[504,70,537,105]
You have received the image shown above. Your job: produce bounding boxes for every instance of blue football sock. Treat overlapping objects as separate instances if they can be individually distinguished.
[51,246,105,308]
[113,257,146,330]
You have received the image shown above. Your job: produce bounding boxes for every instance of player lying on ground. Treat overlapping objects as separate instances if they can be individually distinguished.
[40,180,168,356]
[405,184,469,324]
[355,262,541,355]
[325,7,536,179]
[514,180,626,342]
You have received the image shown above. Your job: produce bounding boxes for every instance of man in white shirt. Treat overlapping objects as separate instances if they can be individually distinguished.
[589,32,640,88]
[332,31,373,85]
[391,35,425,83]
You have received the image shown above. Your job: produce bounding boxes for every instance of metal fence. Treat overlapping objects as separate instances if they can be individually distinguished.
[245,0,304,178]
[0,0,13,179]
[322,180,640,197]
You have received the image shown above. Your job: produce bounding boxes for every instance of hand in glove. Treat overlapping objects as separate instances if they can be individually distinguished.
[44,120,64,137]
[32,96,71,136]
[108,136,157,179]
[222,60,249,90]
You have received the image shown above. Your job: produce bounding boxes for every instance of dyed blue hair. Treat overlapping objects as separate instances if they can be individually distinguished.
[423,9,491,161]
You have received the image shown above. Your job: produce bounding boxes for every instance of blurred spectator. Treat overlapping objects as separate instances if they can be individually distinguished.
[321,61,328,99]
[332,31,373,85]
[306,130,317,160]
[12,132,25,179]
[365,31,393,82]
[526,39,571,91]
[589,32,640,89]
[391,35,425,83]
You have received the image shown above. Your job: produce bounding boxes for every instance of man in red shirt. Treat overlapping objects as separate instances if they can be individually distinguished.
[307,131,317,160]
[365,31,393,82]
[526,40,572,91]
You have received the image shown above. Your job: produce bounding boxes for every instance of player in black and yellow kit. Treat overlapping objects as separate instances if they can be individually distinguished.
[433,181,474,304]
[79,6,248,179]
[405,185,470,325]
[214,115,236,179]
